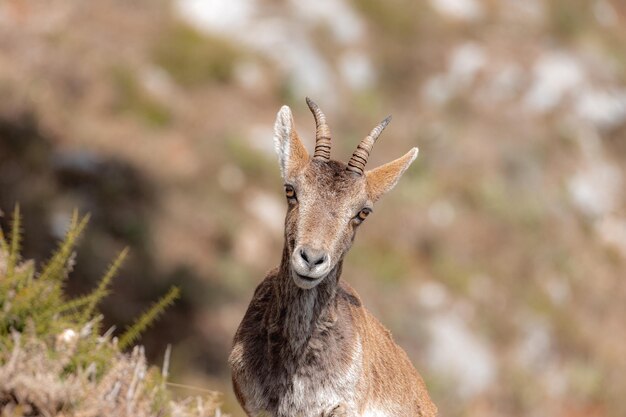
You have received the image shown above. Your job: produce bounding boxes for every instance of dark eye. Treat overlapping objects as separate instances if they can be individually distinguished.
[355,208,372,222]
[285,185,296,201]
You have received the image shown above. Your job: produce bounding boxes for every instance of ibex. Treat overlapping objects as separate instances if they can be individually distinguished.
[229,98,437,417]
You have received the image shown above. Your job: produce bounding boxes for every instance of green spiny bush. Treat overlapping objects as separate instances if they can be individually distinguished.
[0,205,223,417]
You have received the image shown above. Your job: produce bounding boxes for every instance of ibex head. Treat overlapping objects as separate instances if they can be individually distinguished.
[274,98,418,289]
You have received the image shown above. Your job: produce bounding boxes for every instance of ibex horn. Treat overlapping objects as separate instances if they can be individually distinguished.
[306,97,331,161]
[346,115,392,176]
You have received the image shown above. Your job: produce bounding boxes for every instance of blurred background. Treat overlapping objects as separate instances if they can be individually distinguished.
[1,0,625,415]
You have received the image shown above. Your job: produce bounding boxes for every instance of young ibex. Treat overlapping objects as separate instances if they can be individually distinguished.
[229,99,437,417]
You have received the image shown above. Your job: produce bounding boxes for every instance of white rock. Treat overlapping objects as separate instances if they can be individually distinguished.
[595,215,626,257]
[50,209,72,240]
[422,75,453,105]
[244,191,285,233]
[141,66,174,99]
[524,52,585,113]
[175,0,373,105]
[575,88,626,130]
[428,200,456,227]
[289,0,365,45]
[429,0,484,21]
[544,277,571,306]
[421,42,487,104]
[427,311,496,398]
[449,42,487,86]
[58,328,78,344]
[175,0,255,34]
[418,281,449,310]
[233,224,272,267]
[515,317,551,368]
[481,63,524,102]
[234,61,265,90]
[568,158,622,217]
[593,0,618,27]
[237,22,336,104]
[543,364,568,398]
[338,50,375,91]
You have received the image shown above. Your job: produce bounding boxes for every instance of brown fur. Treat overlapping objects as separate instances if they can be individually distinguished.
[229,104,436,417]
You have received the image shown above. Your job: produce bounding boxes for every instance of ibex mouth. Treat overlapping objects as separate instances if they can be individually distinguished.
[291,270,324,289]
[296,273,316,281]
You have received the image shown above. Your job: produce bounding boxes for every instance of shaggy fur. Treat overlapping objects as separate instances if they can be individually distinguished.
[229,103,437,417]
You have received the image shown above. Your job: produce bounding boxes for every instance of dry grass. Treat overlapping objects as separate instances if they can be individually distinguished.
[0,332,222,417]
[0,212,224,417]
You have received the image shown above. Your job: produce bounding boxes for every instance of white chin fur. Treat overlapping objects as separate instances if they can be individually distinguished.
[291,270,324,289]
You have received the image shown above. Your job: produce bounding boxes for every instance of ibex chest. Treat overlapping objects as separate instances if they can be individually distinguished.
[230,313,363,417]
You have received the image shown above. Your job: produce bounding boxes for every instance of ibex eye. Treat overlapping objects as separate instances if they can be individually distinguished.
[285,185,296,200]
[357,208,372,221]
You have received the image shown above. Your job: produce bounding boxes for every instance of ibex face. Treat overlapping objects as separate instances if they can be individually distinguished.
[284,159,368,289]
[274,98,418,290]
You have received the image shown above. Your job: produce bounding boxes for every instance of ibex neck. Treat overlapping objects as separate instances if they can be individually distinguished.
[270,246,343,354]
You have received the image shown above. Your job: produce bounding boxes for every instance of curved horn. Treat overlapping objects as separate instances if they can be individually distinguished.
[346,115,392,176]
[306,97,331,161]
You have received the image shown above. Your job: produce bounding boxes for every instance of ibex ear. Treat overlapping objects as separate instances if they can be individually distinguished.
[365,147,418,202]
[274,105,309,179]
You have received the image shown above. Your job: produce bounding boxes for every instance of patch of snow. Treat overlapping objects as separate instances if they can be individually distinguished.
[524,52,585,113]
[429,0,484,21]
[427,311,496,398]
[338,50,375,91]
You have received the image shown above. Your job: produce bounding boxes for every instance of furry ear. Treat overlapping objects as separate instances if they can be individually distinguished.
[365,147,418,202]
[274,105,309,179]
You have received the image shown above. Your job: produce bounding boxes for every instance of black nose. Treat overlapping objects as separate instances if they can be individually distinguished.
[299,247,327,269]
